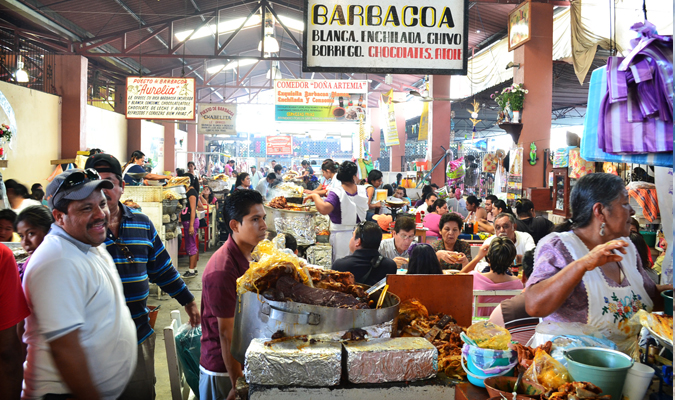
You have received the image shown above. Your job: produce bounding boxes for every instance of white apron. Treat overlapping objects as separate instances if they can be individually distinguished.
[329,186,368,262]
[555,231,653,355]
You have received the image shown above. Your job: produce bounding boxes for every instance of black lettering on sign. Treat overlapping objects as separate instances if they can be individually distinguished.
[313,4,328,25]
[402,6,418,27]
[383,6,400,26]
[349,5,365,25]
[366,5,382,26]
[438,7,455,28]
[330,5,346,25]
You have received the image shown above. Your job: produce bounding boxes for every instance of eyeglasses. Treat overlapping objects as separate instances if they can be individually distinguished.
[53,168,101,199]
[397,232,415,241]
[116,242,134,261]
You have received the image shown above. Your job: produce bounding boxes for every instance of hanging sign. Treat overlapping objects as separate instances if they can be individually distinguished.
[274,79,368,122]
[197,103,236,135]
[126,77,195,120]
[418,102,429,141]
[303,0,469,75]
[266,136,293,155]
[379,89,399,146]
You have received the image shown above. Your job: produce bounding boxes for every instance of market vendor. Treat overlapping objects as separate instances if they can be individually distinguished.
[378,216,416,268]
[432,213,471,270]
[524,173,671,354]
[122,150,171,185]
[304,161,368,261]
[364,169,384,220]
[305,159,340,197]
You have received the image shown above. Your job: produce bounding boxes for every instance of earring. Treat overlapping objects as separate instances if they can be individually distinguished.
[599,222,606,237]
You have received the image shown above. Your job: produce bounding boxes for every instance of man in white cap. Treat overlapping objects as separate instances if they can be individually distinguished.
[22,169,137,400]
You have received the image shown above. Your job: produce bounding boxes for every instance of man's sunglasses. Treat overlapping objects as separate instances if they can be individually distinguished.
[116,242,135,261]
[53,168,101,198]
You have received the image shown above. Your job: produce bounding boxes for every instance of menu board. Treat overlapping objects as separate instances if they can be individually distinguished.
[126,77,195,120]
[274,79,368,122]
[303,0,469,75]
[198,103,236,135]
[266,136,293,155]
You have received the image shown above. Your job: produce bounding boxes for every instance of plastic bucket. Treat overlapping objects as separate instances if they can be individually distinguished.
[564,347,634,400]
[461,344,517,388]
[661,290,673,316]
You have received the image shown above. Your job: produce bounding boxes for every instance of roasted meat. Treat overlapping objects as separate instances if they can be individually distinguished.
[548,382,608,400]
[397,299,429,331]
[276,275,369,309]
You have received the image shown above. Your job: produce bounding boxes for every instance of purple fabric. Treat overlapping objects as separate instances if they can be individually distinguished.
[182,219,199,256]
[598,23,673,155]
[526,233,657,324]
[325,190,360,225]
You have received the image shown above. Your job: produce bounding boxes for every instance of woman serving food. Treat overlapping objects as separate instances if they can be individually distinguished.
[525,173,671,354]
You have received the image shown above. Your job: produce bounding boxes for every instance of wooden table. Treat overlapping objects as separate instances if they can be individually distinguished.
[455,382,490,400]
[416,227,428,243]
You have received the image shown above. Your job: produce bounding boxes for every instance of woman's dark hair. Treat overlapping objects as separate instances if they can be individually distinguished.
[407,244,443,275]
[235,172,250,188]
[424,191,438,201]
[382,184,394,197]
[630,218,640,232]
[284,233,298,253]
[396,186,407,197]
[0,209,17,224]
[31,188,45,201]
[522,249,535,280]
[556,173,627,231]
[421,185,433,196]
[223,189,264,234]
[428,198,446,213]
[5,179,29,198]
[16,205,53,233]
[396,173,403,185]
[321,159,338,173]
[466,195,482,206]
[31,183,43,193]
[367,169,383,185]
[630,232,651,270]
[336,161,358,184]
[493,200,514,215]
[123,150,145,170]
[486,236,517,274]
[515,198,535,217]
[439,212,464,232]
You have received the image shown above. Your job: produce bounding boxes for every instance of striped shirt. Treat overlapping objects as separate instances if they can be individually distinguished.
[105,203,194,344]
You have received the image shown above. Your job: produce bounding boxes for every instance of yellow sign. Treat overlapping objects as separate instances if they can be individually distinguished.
[381,89,399,146]
[418,102,429,141]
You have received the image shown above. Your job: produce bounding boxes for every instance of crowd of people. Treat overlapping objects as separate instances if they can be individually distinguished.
[0,152,671,400]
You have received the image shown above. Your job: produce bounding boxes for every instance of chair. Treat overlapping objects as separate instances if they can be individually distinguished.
[472,290,522,323]
[164,310,195,400]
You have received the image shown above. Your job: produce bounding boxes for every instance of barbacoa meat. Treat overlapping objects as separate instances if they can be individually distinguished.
[276,275,369,309]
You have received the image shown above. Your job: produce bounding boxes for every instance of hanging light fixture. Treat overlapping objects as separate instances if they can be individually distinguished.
[384,74,393,85]
[267,61,282,80]
[15,55,29,83]
[258,12,280,53]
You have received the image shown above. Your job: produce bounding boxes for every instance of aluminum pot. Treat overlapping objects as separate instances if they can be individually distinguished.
[263,204,317,246]
[231,288,400,363]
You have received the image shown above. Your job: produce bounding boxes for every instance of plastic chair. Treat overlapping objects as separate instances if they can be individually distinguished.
[472,290,522,323]
[164,310,194,400]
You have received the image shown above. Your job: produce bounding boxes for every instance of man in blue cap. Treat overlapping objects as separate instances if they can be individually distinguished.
[22,168,137,400]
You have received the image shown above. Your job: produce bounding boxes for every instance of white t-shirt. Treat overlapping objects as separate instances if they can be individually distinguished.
[447,198,469,218]
[476,231,536,272]
[12,198,43,215]
[22,225,137,400]
[416,203,429,214]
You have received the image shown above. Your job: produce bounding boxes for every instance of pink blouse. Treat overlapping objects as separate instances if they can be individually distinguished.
[423,212,442,237]
[470,270,524,316]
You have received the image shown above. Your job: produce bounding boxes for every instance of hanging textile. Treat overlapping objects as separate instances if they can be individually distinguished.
[568,148,596,179]
[627,188,660,222]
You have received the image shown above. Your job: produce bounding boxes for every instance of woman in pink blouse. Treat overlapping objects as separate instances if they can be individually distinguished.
[423,198,448,238]
[472,236,524,316]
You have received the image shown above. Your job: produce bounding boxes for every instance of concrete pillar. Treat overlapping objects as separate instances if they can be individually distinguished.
[369,108,380,162]
[162,122,176,173]
[429,75,452,186]
[187,124,197,161]
[114,84,126,115]
[197,134,205,153]
[127,120,142,161]
[53,55,87,158]
[390,92,407,172]
[513,3,553,189]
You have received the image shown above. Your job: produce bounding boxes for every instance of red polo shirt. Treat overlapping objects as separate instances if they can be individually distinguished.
[200,237,250,372]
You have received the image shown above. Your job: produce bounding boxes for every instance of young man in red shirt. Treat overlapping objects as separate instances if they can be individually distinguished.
[199,190,267,400]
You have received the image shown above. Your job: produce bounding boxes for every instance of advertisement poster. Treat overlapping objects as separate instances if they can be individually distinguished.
[418,102,429,141]
[303,0,469,74]
[274,79,368,122]
[198,103,236,135]
[379,89,399,146]
[266,136,293,155]
[126,77,195,120]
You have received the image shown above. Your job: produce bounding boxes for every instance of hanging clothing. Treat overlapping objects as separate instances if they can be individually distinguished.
[325,186,368,262]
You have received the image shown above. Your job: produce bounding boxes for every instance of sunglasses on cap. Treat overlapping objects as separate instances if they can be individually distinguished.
[54,168,101,198]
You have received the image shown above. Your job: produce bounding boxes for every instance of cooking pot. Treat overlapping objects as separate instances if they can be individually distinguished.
[231,288,400,363]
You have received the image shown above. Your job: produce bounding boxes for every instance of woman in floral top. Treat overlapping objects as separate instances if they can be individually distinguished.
[432,213,472,270]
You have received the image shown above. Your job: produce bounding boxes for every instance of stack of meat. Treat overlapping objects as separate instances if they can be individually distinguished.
[268,196,289,209]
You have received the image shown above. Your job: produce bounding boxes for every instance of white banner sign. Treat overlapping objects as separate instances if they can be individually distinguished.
[126,77,195,120]
[303,0,469,74]
[198,103,237,135]
[274,79,368,122]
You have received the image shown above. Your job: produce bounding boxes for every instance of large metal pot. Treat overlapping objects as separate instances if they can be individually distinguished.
[231,289,400,363]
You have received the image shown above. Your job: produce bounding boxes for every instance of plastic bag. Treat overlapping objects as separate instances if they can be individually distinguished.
[466,321,512,350]
[550,335,618,367]
[446,158,465,186]
[527,321,611,348]
[175,323,202,397]
[523,348,571,390]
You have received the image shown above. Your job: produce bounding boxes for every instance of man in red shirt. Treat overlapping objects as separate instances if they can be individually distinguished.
[0,244,30,399]
[200,190,267,400]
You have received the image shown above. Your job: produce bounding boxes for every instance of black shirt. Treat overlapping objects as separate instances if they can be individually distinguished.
[515,216,554,244]
[331,248,397,286]
[181,188,199,222]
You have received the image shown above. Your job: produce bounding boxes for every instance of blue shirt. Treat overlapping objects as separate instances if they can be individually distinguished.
[105,203,194,344]
[123,164,146,185]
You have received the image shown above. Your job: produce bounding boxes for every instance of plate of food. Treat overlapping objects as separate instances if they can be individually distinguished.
[345,106,365,121]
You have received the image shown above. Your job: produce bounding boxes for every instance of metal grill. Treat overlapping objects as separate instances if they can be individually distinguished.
[0,29,56,95]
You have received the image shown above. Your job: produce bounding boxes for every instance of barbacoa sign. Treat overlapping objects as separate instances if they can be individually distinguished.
[303,0,468,75]
[126,77,195,120]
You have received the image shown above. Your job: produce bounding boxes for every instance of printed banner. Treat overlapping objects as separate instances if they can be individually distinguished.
[380,89,399,146]
[274,79,368,122]
[303,0,469,75]
[418,101,429,141]
[267,136,293,155]
[126,77,195,120]
[198,103,236,135]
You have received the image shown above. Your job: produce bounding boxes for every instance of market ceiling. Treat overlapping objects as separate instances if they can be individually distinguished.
[1,0,573,108]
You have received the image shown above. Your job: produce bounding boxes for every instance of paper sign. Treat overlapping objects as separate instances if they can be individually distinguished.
[274,79,368,122]
[380,89,399,146]
[198,103,236,135]
[126,77,195,120]
[418,102,429,141]
[267,136,293,155]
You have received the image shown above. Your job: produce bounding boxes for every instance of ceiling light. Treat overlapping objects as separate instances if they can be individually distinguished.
[476,29,481,33]
[175,15,262,42]
[207,59,257,74]
[14,56,28,83]
[258,36,280,53]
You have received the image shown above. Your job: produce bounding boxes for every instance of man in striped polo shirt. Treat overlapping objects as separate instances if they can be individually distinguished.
[86,154,200,400]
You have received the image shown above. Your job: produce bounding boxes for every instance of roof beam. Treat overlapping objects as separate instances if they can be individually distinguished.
[124,24,170,54]
[216,3,262,56]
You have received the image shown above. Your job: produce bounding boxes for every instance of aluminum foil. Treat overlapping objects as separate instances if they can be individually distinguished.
[272,211,316,245]
[305,244,332,269]
[310,319,394,342]
[315,215,330,234]
[244,338,342,387]
[344,337,438,384]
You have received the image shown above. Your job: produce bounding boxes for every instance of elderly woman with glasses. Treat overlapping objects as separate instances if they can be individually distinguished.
[432,213,472,270]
